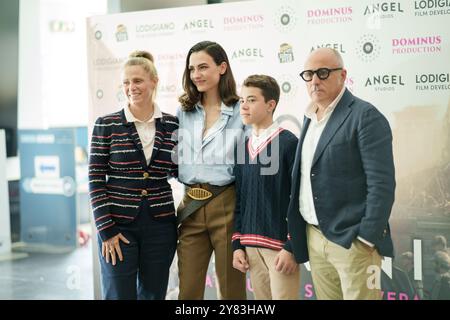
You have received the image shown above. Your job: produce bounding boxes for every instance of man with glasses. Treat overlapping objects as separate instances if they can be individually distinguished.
[286,48,396,299]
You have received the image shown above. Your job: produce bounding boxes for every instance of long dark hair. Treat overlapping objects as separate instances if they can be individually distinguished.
[179,41,239,112]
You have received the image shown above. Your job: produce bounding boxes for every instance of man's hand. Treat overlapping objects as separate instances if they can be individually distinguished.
[274,249,298,275]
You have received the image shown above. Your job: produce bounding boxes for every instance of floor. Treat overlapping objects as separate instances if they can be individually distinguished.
[0,242,94,300]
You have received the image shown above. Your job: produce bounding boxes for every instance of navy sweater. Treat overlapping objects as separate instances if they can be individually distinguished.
[232,128,298,252]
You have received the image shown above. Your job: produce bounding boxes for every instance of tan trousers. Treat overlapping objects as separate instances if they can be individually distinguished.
[307,224,382,300]
[177,185,246,300]
[246,247,300,300]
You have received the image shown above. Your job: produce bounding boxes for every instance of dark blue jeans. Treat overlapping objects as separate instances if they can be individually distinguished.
[97,202,177,300]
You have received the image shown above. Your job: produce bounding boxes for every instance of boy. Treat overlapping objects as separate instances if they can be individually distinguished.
[232,74,300,299]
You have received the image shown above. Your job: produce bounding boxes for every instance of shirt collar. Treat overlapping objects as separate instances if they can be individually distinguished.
[252,121,280,140]
[124,103,162,123]
[305,86,346,120]
[195,101,235,117]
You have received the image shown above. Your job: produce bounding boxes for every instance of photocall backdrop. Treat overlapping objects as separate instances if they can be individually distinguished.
[87,0,450,300]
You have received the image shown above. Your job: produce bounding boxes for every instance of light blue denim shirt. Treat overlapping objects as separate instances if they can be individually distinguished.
[176,101,245,186]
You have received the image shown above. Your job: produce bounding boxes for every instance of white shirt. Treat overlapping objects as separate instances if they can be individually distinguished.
[299,86,374,247]
[299,86,345,225]
[250,122,280,150]
[124,103,162,165]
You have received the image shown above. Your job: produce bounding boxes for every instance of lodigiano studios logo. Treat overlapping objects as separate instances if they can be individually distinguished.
[415,72,450,91]
[414,0,450,16]
[135,22,176,38]
[93,56,127,69]
[115,24,128,42]
[355,34,381,62]
[273,5,298,33]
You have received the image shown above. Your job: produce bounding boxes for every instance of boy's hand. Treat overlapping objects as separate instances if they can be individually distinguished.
[233,249,250,273]
[274,249,298,275]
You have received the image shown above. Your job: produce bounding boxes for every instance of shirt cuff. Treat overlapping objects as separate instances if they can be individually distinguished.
[357,236,374,247]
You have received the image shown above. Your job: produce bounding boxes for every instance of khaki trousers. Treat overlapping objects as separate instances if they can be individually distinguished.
[177,185,246,300]
[307,224,382,300]
[246,247,300,300]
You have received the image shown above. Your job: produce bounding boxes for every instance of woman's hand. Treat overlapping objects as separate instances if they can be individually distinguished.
[232,249,250,273]
[101,233,130,265]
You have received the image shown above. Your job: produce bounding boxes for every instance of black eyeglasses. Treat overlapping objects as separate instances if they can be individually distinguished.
[299,67,343,82]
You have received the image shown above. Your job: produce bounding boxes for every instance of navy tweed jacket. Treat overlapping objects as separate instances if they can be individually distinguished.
[88,108,178,241]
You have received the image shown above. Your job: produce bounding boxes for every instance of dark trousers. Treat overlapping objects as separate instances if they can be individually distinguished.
[97,201,177,300]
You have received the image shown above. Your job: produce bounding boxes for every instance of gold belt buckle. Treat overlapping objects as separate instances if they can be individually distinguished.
[187,187,212,200]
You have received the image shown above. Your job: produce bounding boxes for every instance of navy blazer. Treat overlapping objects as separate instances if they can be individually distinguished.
[287,89,396,262]
[89,109,178,241]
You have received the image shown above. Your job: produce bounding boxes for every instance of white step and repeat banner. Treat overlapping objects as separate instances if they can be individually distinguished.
[87,0,450,300]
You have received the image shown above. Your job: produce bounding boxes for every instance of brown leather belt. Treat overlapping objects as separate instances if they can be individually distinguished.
[176,183,233,224]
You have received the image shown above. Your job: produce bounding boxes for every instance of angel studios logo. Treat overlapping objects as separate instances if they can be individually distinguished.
[365,74,406,92]
[273,5,297,33]
[355,34,381,62]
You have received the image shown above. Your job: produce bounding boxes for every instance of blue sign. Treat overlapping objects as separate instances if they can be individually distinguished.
[19,128,77,249]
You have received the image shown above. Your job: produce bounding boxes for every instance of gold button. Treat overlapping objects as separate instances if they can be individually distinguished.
[143,172,149,178]
[141,190,148,196]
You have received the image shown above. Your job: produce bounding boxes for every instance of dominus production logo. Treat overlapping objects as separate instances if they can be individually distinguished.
[355,34,381,62]
[306,6,353,24]
[223,14,265,31]
[392,35,442,54]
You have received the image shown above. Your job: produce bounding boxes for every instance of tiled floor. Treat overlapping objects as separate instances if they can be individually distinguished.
[0,242,94,300]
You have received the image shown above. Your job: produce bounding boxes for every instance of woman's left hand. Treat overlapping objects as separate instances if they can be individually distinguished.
[101,233,130,265]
